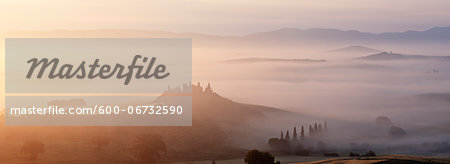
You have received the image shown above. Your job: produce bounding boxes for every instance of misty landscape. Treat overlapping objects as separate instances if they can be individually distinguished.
[1,26,450,164]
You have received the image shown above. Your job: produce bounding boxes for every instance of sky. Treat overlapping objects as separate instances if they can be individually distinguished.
[1,0,450,35]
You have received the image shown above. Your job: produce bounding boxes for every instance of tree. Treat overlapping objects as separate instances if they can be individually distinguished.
[268,138,290,152]
[280,131,284,140]
[293,127,298,142]
[300,126,305,140]
[285,130,290,140]
[129,133,166,163]
[20,140,45,160]
[364,150,376,157]
[318,124,323,133]
[244,149,280,164]
[349,152,360,157]
[91,134,110,150]
[389,126,406,137]
[375,116,393,126]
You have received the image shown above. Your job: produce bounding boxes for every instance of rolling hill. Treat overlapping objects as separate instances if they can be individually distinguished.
[327,45,381,54]
[0,83,304,163]
[222,57,326,64]
[358,52,450,61]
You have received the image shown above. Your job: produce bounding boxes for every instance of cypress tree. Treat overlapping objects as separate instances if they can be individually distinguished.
[293,127,298,142]
[318,124,323,133]
[285,130,290,140]
[301,126,305,140]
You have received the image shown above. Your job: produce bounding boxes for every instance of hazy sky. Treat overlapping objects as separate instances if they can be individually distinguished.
[1,0,450,35]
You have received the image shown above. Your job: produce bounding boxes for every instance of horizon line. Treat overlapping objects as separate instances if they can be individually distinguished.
[1,25,450,37]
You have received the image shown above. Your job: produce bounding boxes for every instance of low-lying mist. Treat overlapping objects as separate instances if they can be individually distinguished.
[192,43,450,156]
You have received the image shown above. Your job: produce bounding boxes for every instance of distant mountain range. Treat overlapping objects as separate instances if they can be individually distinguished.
[223,57,326,63]
[244,26,450,44]
[359,52,450,61]
[9,26,450,45]
[327,45,381,54]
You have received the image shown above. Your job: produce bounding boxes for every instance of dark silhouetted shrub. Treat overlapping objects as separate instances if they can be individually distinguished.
[244,149,280,164]
[348,152,360,157]
[364,150,376,157]
[268,138,290,152]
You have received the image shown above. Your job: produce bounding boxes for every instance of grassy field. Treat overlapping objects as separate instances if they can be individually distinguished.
[165,156,334,164]
[298,155,450,164]
[164,155,450,164]
[2,138,450,164]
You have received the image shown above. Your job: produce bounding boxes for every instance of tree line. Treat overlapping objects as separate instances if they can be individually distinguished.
[268,122,328,156]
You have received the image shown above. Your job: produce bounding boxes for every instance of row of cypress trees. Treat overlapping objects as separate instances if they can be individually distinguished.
[280,122,327,141]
